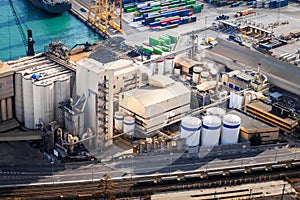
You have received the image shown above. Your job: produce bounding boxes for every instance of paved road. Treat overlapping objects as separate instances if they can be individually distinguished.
[0,147,299,187]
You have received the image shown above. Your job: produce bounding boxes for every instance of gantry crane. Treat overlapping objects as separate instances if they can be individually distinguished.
[87,0,123,37]
[8,0,35,56]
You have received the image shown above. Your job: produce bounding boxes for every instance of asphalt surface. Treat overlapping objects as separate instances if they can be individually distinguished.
[1,146,299,187]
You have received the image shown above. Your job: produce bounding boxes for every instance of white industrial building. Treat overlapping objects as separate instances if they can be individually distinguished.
[75,58,142,147]
[118,75,191,135]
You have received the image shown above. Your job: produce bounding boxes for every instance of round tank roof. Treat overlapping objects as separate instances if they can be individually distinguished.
[124,116,135,122]
[182,116,202,127]
[206,107,226,117]
[223,114,241,124]
[203,115,221,126]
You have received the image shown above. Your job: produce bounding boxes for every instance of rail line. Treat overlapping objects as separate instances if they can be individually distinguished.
[1,160,300,199]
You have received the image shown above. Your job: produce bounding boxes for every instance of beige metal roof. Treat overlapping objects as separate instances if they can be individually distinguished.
[77,58,104,73]
[106,59,133,70]
[149,75,175,88]
[0,62,13,77]
[122,81,190,108]
[174,56,197,69]
[196,81,221,91]
[78,58,138,76]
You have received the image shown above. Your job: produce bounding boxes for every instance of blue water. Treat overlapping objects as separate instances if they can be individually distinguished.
[0,0,103,61]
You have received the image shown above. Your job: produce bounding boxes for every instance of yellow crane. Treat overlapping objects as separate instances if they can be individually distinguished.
[88,0,123,37]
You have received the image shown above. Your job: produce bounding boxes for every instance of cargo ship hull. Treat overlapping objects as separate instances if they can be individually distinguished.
[29,0,71,14]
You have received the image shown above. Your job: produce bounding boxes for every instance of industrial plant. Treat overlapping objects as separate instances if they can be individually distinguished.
[1,0,300,199]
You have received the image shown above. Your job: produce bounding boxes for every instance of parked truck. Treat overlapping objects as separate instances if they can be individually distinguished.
[234,8,254,17]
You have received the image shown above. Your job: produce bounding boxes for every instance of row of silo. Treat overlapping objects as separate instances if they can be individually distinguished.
[148,55,175,76]
[114,111,135,137]
[16,65,73,129]
[229,91,254,110]
[180,111,241,147]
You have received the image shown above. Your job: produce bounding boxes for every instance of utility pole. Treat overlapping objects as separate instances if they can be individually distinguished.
[280,184,286,200]
[277,6,280,25]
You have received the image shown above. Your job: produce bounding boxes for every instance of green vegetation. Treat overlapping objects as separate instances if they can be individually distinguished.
[94,174,115,199]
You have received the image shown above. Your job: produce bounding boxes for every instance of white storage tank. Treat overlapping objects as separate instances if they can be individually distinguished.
[201,115,221,147]
[156,59,165,75]
[6,97,13,120]
[244,92,252,105]
[192,66,202,84]
[123,116,135,136]
[229,92,235,109]
[200,71,209,82]
[221,114,241,145]
[114,111,125,131]
[236,94,244,109]
[54,76,71,121]
[1,99,7,121]
[181,116,201,147]
[23,76,34,129]
[14,72,24,123]
[149,62,156,76]
[206,107,226,118]
[164,57,175,74]
[33,82,55,129]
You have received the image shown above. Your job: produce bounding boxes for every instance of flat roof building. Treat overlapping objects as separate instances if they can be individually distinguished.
[228,110,279,141]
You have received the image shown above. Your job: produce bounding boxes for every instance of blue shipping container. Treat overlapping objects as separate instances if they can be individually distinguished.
[230,2,240,7]
[149,21,161,27]
[133,16,144,22]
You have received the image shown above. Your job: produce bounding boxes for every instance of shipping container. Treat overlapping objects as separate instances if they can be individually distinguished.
[230,2,240,7]
[279,53,289,59]
[133,16,144,22]
[149,21,161,27]
[167,34,178,43]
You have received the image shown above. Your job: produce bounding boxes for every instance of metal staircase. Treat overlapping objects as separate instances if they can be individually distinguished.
[97,75,110,147]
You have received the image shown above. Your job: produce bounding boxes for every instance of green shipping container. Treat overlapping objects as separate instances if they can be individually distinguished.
[187,0,196,4]
[142,46,154,53]
[124,4,134,9]
[149,37,159,46]
[158,38,166,45]
[151,7,160,12]
[167,34,178,43]
[155,17,165,22]
[169,4,178,8]
[163,44,172,50]
[153,46,163,55]
[160,36,171,45]
[161,46,171,52]
[126,7,137,12]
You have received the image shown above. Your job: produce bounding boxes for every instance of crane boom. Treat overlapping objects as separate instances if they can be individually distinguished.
[8,0,35,56]
[8,0,27,49]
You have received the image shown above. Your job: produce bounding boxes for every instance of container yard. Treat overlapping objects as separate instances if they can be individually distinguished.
[1,0,300,199]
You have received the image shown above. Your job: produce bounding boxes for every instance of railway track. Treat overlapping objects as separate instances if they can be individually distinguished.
[1,163,300,199]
